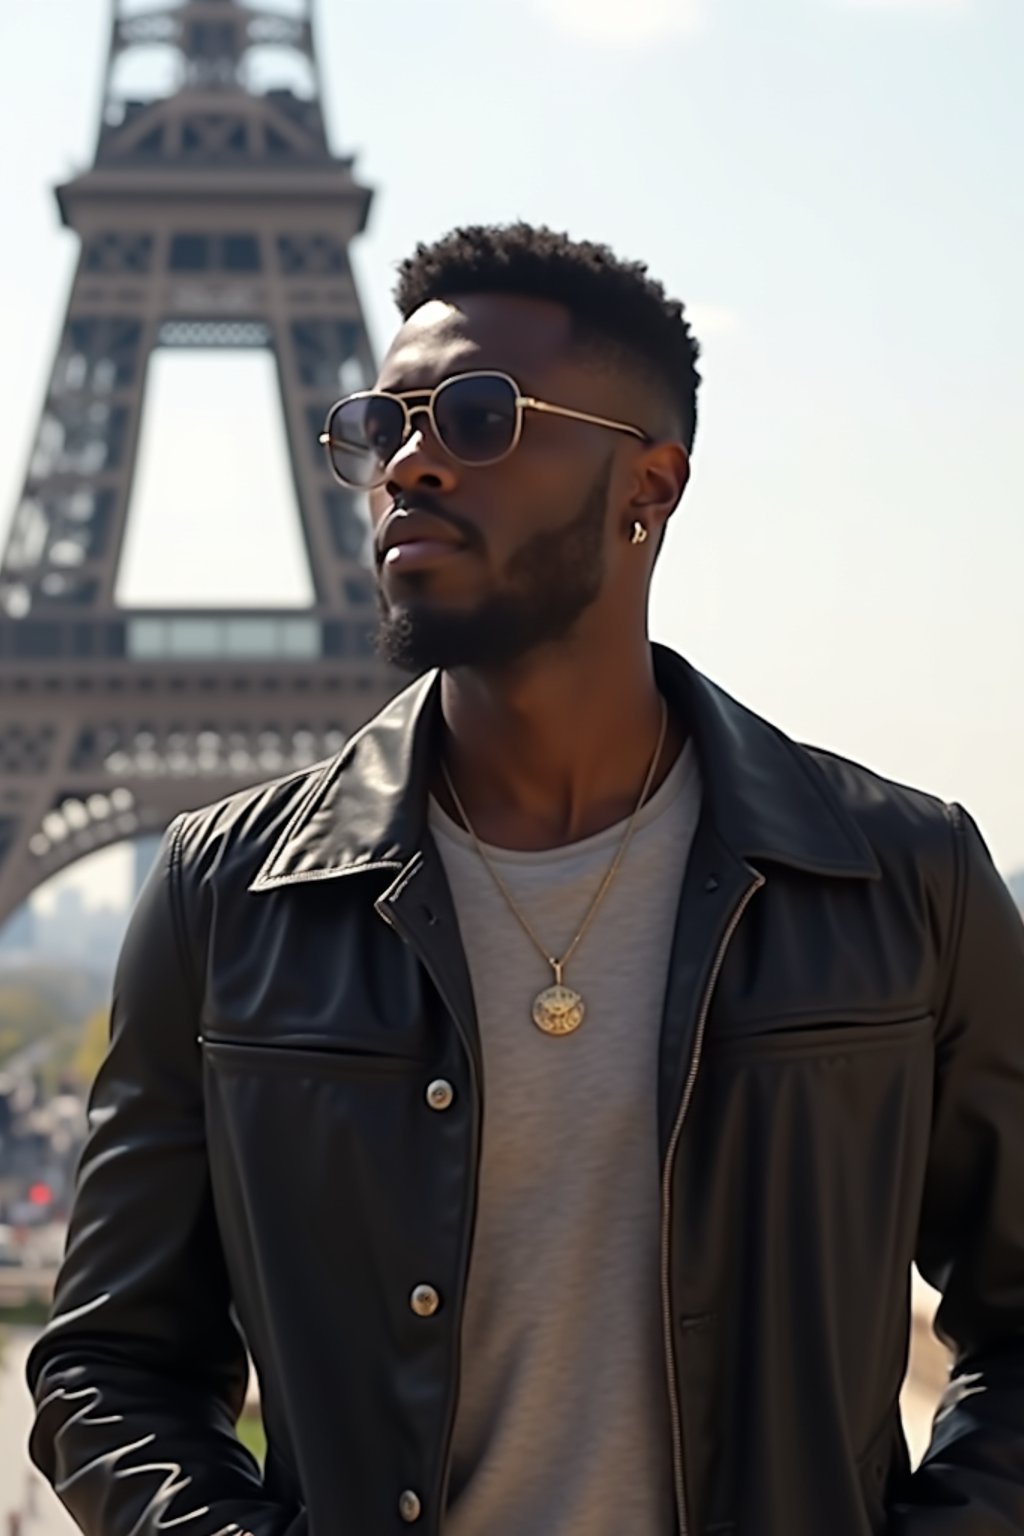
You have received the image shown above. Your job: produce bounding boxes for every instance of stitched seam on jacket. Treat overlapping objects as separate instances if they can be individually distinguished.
[256,857,402,889]
[709,1016,934,1062]
[712,1003,933,1032]
[167,813,204,1021]
[934,801,968,1035]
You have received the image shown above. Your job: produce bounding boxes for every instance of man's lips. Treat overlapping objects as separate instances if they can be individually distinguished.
[377,507,471,568]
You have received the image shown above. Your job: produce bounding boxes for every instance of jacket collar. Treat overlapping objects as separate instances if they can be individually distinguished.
[249,644,880,892]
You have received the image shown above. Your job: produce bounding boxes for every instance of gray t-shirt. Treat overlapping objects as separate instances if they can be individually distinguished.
[430,742,702,1536]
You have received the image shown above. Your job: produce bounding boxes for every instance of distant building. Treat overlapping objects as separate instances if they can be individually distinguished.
[0,903,35,956]
[0,888,130,979]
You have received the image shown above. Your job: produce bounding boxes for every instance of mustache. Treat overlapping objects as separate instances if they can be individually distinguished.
[374,495,482,564]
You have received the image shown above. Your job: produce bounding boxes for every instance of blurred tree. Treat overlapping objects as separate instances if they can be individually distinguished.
[0,987,65,1058]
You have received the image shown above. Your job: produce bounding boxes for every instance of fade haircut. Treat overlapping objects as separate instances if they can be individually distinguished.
[393,222,702,452]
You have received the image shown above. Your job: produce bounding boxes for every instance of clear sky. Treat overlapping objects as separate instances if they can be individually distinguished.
[1,0,1021,916]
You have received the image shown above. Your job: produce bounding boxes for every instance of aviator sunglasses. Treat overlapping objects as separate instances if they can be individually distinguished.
[319,369,651,490]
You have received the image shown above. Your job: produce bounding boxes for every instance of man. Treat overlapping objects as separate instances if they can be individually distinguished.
[26,224,1024,1536]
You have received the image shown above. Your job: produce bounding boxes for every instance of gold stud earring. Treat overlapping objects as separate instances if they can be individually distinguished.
[630,521,649,546]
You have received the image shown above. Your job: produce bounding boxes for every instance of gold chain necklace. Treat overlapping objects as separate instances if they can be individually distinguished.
[440,698,668,1037]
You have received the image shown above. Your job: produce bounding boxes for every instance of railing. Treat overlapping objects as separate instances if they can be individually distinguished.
[0,613,377,663]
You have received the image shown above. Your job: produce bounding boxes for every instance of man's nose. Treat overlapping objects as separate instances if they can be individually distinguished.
[386,409,459,493]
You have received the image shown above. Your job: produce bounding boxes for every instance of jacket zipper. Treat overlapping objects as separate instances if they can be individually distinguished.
[660,870,765,1536]
[375,897,482,1536]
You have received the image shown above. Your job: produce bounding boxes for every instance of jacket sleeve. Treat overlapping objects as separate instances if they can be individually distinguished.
[25,816,303,1536]
[890,805,1024,1533]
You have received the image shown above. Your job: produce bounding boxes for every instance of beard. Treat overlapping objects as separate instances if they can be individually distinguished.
[376,460,611,673]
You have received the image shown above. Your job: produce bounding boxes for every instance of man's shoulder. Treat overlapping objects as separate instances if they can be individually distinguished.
[165,670,430,893]
[797,737,960,884]
[169,755,336,889]
[662,648,964,887]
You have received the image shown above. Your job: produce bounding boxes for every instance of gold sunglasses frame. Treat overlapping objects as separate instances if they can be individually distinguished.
[318,368,651,489]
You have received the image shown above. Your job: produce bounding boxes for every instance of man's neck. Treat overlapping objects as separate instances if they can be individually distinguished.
[435,634,684,851]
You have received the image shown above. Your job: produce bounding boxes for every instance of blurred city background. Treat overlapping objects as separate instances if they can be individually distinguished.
[0,0,1022,1531]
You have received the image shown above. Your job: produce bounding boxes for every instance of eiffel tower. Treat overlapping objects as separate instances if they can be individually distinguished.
[0,0,398,931]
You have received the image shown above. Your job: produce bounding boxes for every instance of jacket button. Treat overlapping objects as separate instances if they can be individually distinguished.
[410,1283,440,1317]
[399,1489,422,1523]
[426,1078,455,1111]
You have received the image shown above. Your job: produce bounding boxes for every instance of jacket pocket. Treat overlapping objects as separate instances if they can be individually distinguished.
[200,1034,426,1077]
[709,1012,934,1063]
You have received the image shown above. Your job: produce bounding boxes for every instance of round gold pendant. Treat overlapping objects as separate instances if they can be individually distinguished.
[532,984,585,1036]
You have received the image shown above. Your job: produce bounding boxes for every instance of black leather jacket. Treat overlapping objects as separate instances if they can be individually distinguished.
[27,646,1024,1536]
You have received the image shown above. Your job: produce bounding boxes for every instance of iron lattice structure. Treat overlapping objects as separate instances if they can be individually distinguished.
[0,0,401,927]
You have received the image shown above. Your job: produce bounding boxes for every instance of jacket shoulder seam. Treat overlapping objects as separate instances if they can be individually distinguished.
[166,812,203,1019]
[934,801,968,1029]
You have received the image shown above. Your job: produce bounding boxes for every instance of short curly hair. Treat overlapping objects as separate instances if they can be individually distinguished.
[393,222,702,452]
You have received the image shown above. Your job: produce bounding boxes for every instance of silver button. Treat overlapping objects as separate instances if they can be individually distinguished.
[410,1283,440,1317]
[426,1078,454,1111]
[399,1489,422,1523]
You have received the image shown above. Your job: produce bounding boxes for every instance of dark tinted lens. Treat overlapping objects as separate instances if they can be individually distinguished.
[433,374,518,464]
[325,395,405,486]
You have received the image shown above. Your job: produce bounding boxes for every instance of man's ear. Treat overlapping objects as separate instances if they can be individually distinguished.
[630,440,690,531]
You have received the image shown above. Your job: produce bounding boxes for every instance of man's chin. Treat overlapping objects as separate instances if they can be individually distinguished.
[376,609,437,673]
[375,596,541,674]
